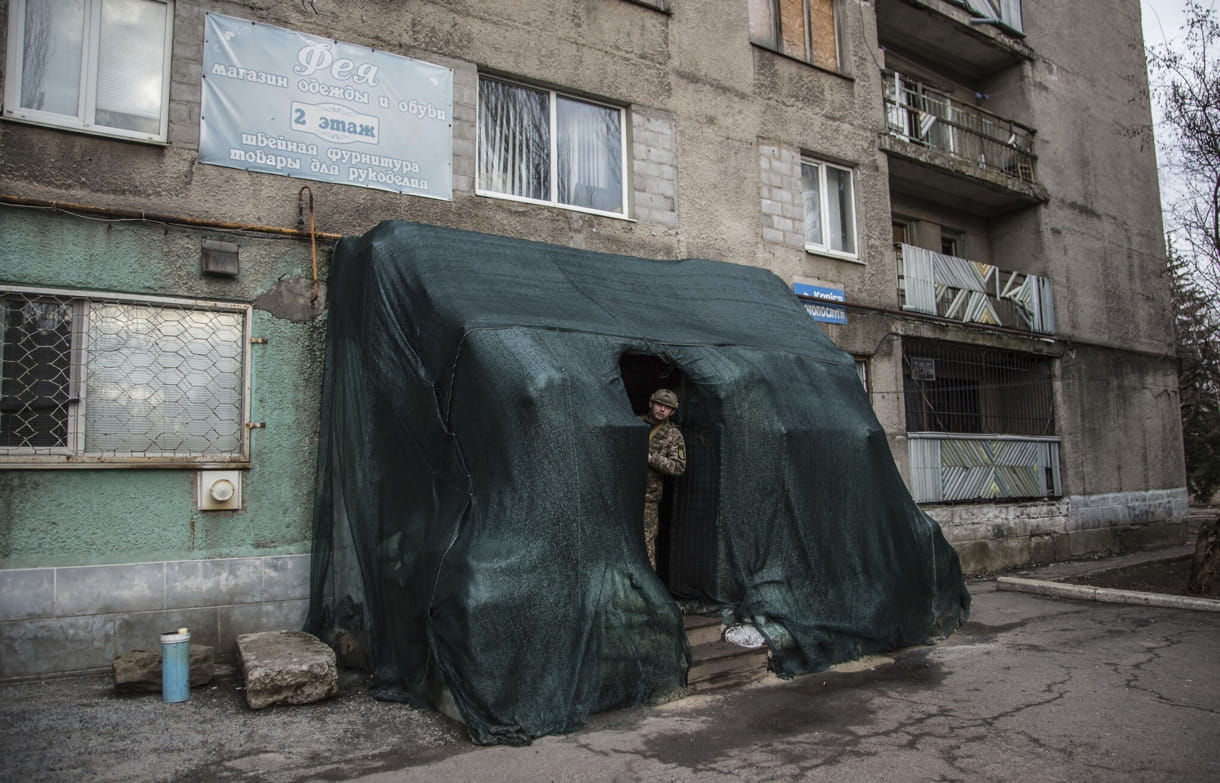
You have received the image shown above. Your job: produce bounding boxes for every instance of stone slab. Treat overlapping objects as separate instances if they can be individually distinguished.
[112,644,216,694]
[237,630,337,710]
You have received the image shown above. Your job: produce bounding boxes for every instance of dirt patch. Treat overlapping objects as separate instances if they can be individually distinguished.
[1061,555,1217,597]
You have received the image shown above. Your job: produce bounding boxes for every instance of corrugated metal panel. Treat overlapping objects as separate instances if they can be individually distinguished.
[1036,276,1056,334]
[901,244,936,314]
[908,438,943,502]
[912,436,1060,503]
[933,253,986,292]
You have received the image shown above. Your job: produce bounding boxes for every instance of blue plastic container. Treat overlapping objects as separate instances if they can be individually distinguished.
[160,629,191,703]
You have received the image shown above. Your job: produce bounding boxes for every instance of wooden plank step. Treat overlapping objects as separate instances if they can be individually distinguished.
[682,614,723,647]
[687,640,769,693]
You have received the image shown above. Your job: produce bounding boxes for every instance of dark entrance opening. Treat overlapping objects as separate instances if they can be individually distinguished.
[619,353,726,602]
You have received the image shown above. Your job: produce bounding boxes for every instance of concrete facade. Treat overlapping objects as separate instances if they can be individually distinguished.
[0,0,1185,676]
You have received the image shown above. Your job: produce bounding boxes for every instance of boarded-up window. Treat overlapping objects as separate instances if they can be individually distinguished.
[748,0,839,71]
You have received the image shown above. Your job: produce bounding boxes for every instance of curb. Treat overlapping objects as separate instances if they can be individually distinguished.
[996,576,1220,612]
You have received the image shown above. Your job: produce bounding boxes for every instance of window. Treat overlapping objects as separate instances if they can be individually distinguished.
[954,0,1023,34]
[4,0,173,142]
[802,158,857,259]
[854,356,869,392]
[748,0,839,71]
[477,76,626,216]
[1,287,249,466]
[902,339,1053,437]
[903,338,1059,502]
[940,228,964,258]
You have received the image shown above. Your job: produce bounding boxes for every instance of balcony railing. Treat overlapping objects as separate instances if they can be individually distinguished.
[883,69,1038,184]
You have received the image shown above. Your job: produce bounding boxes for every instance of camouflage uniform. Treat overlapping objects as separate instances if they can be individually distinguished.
[639,413,686,569]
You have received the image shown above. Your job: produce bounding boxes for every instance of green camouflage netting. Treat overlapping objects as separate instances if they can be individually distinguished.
[308,220,970,744]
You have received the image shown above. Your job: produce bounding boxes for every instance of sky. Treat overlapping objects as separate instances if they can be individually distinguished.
[1139,0,1207,210]
[1141,0,1191,50]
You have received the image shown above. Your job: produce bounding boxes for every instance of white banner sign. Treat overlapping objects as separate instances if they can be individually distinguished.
[200,14,452,199]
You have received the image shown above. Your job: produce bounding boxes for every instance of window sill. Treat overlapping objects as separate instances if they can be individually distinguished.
[0,458,251,470]
[750,43,852,82]
[804,246,863,265]
[2,112,169,146]
[475,189,633,221]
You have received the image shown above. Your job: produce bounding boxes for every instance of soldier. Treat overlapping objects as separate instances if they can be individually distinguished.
[639,388,686,570]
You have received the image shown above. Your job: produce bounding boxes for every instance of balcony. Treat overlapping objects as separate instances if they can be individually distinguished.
[896,243,1055,334]
[875,0,1032,77]
[901,336,1062,504]
[881,70,1049,215]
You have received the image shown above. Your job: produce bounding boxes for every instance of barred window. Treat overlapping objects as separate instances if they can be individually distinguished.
[902,338,1054,436]
[1,287,249,466]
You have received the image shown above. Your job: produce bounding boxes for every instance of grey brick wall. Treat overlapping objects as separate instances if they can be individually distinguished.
[631,108,678,226]
[759,141,805,248]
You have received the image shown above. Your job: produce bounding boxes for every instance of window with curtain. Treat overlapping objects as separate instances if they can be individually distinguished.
[478,76,626,215]
[801,158,857,259]
[748,0,839,71]
[4,0,174,142]
[1,287,249,466]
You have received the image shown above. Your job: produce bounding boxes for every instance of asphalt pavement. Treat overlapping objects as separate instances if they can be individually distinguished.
[2,549,1217,782]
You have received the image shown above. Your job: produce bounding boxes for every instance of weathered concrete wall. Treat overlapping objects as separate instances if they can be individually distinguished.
[1013,0,1184,497]
[929,488,1189,575]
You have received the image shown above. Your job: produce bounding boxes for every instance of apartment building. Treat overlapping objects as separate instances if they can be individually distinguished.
[0,0,1184,678]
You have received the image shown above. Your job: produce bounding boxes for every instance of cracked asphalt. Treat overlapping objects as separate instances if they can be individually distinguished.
[2,577,1217,782]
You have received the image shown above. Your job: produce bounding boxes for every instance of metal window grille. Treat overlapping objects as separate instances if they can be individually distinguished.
[902,337,1054,436]
[1,286,249,465]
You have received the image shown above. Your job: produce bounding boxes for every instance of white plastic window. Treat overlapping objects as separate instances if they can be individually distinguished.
[477,76,627,216]
[802,158,858,260]
[4,0,174,143]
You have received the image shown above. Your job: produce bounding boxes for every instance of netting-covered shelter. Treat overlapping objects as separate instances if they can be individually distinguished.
[307,220,970,744]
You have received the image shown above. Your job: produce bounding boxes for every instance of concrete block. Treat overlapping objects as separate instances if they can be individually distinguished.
[762,227,784,244]
[237,630,338,710]
[1067,528,1118,558]
[650,179,676,198]
[0,615,115,678]
[645,147,675,165]
[114,607,220,655]
[952,538,1031,576]
[166,558,264,608]
[634,160,662,179]
[262,555,311,603]
[56,563,165,616]
[0,568,54,622]
[219,600,310,656]
[1116,520,1188,552]
[1029,533,1071,564]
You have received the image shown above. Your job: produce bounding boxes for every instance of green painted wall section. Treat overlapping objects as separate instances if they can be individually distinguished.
[0,210,328,568]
